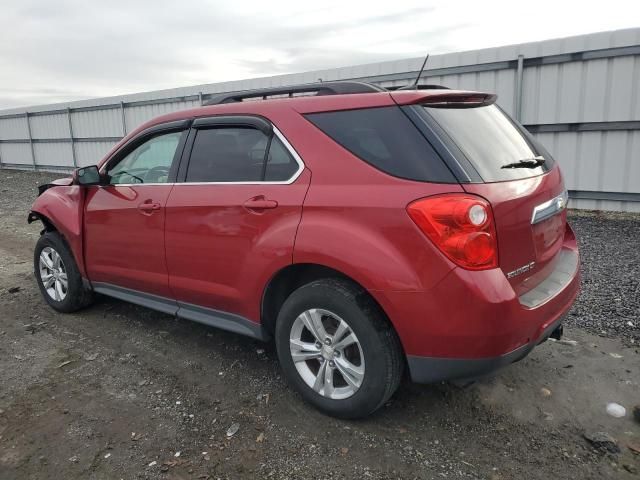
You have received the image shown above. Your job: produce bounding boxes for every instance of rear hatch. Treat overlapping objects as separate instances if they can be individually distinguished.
[398,92,568,295]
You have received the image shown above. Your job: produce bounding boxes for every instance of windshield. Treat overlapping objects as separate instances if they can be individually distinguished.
[424,104,553,182]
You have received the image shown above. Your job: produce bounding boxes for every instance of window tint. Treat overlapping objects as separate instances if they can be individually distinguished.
[305,106,455,183]
[423,104,553,182]
[186,128,267,182]
[265,136,299,181]
[185,127,300,183]
[107,131,182,184]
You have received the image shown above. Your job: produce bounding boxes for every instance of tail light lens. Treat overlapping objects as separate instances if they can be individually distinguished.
[407,194,498,270]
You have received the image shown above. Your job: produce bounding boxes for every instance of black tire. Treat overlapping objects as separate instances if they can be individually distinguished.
[34,231,93,313]
[275,278,404,419]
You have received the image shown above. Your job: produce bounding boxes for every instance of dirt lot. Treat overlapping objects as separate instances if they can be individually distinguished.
[1,169,639,480]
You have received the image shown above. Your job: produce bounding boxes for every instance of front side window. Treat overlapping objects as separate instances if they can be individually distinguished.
[107,131,182,184]
[185,127,300,183]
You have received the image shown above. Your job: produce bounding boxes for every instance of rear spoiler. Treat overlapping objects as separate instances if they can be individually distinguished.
[390,90,497,108]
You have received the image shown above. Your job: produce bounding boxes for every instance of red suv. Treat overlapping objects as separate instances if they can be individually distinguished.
[29,82,579,418]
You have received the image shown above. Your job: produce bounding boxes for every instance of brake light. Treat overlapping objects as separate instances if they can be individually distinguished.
[407,194,498,270]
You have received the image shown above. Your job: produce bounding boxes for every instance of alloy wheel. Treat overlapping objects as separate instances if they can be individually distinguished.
[38,247,68,301]
[289,308,365,400]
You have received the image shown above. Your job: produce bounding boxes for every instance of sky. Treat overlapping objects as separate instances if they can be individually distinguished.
[1,0,639,110]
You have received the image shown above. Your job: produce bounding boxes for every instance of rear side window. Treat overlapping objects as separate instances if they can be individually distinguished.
[187,128,265,182]
[185,128,300,183]
[423,104,553,182]
[305,107,455,183]
[265,137,299,181]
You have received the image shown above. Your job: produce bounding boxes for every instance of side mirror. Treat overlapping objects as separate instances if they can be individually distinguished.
[74,165,102,186]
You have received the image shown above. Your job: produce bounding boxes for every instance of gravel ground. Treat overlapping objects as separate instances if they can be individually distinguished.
[568,211,640,345]
[1,169,639,480]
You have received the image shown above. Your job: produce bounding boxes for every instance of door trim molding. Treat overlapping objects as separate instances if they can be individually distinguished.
[92,282,269,341]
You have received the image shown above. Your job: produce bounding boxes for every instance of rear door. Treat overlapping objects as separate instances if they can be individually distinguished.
[84,123,188,298]
[411,102,567,295]
[164,116,309,320]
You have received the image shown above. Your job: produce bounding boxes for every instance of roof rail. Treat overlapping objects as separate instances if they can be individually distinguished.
[203,81,386,106]
[386,84,450,91]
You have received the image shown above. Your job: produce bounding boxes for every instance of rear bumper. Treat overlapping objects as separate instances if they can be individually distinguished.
[407,315,564,383]
[372,224,580,383]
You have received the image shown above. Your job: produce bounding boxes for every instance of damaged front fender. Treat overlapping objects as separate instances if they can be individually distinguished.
[36,176,73,196]
[29,182,87,277]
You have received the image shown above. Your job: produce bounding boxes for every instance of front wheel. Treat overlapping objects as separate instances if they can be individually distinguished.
[275,278,404,419]
[34,231,93,313]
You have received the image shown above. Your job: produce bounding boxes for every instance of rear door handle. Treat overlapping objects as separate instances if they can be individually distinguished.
[243,196,278,211]
[138,201,161,214]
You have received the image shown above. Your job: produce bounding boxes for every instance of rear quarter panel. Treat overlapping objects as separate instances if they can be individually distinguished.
[288,112,463,293]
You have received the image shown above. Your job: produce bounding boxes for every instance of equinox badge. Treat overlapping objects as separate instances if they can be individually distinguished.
[506,261,536,279]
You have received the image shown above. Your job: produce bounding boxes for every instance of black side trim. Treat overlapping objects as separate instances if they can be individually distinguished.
[93,283,178,315]
[91,282,269,341]
[175,127,197,182]
[177,302,270,341]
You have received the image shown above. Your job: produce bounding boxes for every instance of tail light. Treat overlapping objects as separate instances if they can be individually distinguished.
[407,194,498,270]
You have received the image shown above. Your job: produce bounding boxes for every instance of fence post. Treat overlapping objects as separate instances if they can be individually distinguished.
[514,54,525,122]
[25,112,37,170]
[199,91,203,106]
[67,108,78,168]
[120,101,127,136]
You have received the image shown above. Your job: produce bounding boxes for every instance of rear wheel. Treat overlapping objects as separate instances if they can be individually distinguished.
[34,232,93,312]
[275,278,403,418]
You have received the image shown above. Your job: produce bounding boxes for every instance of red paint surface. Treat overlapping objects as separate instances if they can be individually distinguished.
[84,184,174,297]
[164,170,311,319]
[31,185,87,276]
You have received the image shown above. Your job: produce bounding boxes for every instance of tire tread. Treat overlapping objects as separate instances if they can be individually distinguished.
[275,277,404,418]
[34,231,93,313]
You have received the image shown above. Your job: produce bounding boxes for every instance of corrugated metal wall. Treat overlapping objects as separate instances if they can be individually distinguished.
[1,28,639,211]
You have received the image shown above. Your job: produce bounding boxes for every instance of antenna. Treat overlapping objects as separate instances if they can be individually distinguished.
[398,54,430,90]
[413,54,429,86]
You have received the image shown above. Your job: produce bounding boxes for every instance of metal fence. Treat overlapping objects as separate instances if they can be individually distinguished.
[1,28,639,212]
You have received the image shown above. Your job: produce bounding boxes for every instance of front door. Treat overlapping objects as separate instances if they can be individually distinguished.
[165,120,309,321]
[84,128,186,297]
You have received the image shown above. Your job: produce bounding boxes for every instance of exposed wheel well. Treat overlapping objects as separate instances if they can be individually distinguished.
[261,263,395,339]
[28,212,57,233]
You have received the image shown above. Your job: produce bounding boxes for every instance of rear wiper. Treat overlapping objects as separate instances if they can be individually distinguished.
[501,156,546,169]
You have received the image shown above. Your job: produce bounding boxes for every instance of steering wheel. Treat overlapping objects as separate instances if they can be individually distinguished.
[110,170,144,184]
[144,166,170,183]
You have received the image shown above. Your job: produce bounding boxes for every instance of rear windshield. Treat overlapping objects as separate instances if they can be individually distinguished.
[305,107,456,183]
[423,104,553,182]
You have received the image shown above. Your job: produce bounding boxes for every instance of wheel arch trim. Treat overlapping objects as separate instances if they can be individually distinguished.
[260,263,404,348]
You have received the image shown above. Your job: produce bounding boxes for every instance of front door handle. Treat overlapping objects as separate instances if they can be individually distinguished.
[243,196,278,211]
[138,201,161,214]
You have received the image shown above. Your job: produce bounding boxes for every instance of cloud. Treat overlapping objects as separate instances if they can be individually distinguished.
[0,0,639,109]
[0,1,444,108]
